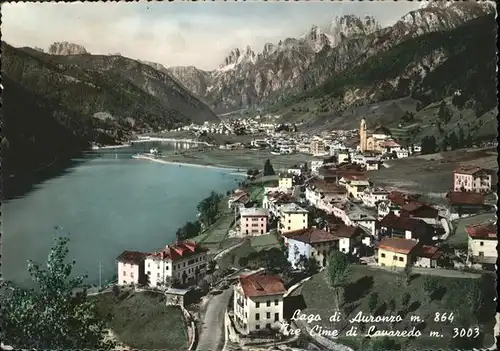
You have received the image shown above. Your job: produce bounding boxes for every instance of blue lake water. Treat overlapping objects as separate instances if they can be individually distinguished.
[2,142,241,287]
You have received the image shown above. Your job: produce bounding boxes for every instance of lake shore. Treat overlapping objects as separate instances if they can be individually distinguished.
[131,137,212,146]
[132,154,247,175]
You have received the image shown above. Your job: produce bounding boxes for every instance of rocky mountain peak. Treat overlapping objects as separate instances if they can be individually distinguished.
[48,41,88,55]
[218,45,256,71]
[302,24,334,52]
[329,14,381,47]
[398,0,495,37]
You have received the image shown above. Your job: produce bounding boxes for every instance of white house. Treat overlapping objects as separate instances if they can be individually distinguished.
[310,160,324,175]
[233,273,287,334]
[362,187,389,208]
[337,150,350,164]
[453,166,492,193]
[283,228,339,268]
[116,251,148,286]
[466,222,497,266]
[396,148,410,159]
[144,241,209,288]
[287,167,302,176]
[326,223,364,254]
[377,200,401,219]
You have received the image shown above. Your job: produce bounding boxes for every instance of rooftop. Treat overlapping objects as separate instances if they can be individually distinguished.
[454,166,489,175]
[147,241,208,262]
[417,245,442,260]
[379,213,426,231]
[282,228,339,244]
[239,274,286,298]
[465,222,497,239]
[328,223,363,238]
[240,207,269,217]
[116,250,149,265]
[447,191,485,206]
[378,237,418,255]
[280,203,308,214]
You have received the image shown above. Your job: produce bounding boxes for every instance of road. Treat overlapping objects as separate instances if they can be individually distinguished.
[196,288,232,351]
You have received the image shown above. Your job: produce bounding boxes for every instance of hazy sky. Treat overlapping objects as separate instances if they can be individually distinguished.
[3,1,421,70]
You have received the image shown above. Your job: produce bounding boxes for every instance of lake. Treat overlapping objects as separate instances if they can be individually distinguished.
[2,142,242,287]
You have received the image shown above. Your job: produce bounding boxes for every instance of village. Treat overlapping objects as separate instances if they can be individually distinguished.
[107,117,498,351]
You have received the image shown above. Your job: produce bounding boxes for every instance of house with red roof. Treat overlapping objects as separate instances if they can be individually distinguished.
[282,228,339,268]
[233,273,287,334]
[116,250,149,286]
[414,245,443,268]
[377,237,419,268]
[466,221,497,266]
[400,201,439,225]
[446,191,488,219]
[144,241,209,288]
[378,213,431,243]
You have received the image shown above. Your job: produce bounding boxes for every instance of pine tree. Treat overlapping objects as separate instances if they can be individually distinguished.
[0,236,115,350]
[449,131,459,150]
[440,134,449,151]
[457,126,466,148]
[263,159,275,176]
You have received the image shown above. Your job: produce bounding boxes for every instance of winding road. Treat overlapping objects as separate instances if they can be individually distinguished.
[196,288,232,351]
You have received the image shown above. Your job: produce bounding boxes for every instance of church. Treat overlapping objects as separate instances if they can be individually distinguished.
[359,118,395,153]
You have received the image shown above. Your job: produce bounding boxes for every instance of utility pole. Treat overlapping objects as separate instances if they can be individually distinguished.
[98,262,103,290]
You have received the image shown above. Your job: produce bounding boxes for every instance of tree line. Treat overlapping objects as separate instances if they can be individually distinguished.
[176,191,223,241]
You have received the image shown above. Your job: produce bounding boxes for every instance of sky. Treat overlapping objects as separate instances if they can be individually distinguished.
[2,1,422,70]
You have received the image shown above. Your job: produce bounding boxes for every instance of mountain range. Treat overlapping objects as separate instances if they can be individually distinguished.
[1,42,218,179]
[2,0,497,180]
[166,1,496,119]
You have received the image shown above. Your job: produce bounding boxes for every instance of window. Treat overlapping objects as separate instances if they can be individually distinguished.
[147,262,150,267]
[157,273,160,277]
[256,325,260,330]
[123,281,127,285]
[130,272,134,278]
[147,271,151,275]
[393,255,397,260]
[480,241,484,246]
[288,220,291,224]
[266,323,271,329]
[398,257,404,262]
[123,271,127,277]
[266,312,271,319]
[256,302,260,308]
[166,266,169,270]
[275,313,279,322]
[266,300,271,307]
[274,300,279,306]
[255,313,260,321]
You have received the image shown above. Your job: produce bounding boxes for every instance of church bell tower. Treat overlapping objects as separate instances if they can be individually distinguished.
[360,118,367,152]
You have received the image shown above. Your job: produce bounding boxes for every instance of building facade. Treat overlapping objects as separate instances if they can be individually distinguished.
[144,241,208,288]
[240,207,269,236]
[116,251,148,286]
[453,167,492,193]
[283,228,339,268]
[233,274,286,334]
[466,222,497,263]
[378,237,418,268]
[278,203,309,234]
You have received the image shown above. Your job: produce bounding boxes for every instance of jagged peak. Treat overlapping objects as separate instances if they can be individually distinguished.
[48,41,88,55]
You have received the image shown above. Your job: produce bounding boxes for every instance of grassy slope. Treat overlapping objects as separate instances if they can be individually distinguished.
[93,291,188,349]
[300,266,496,350]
